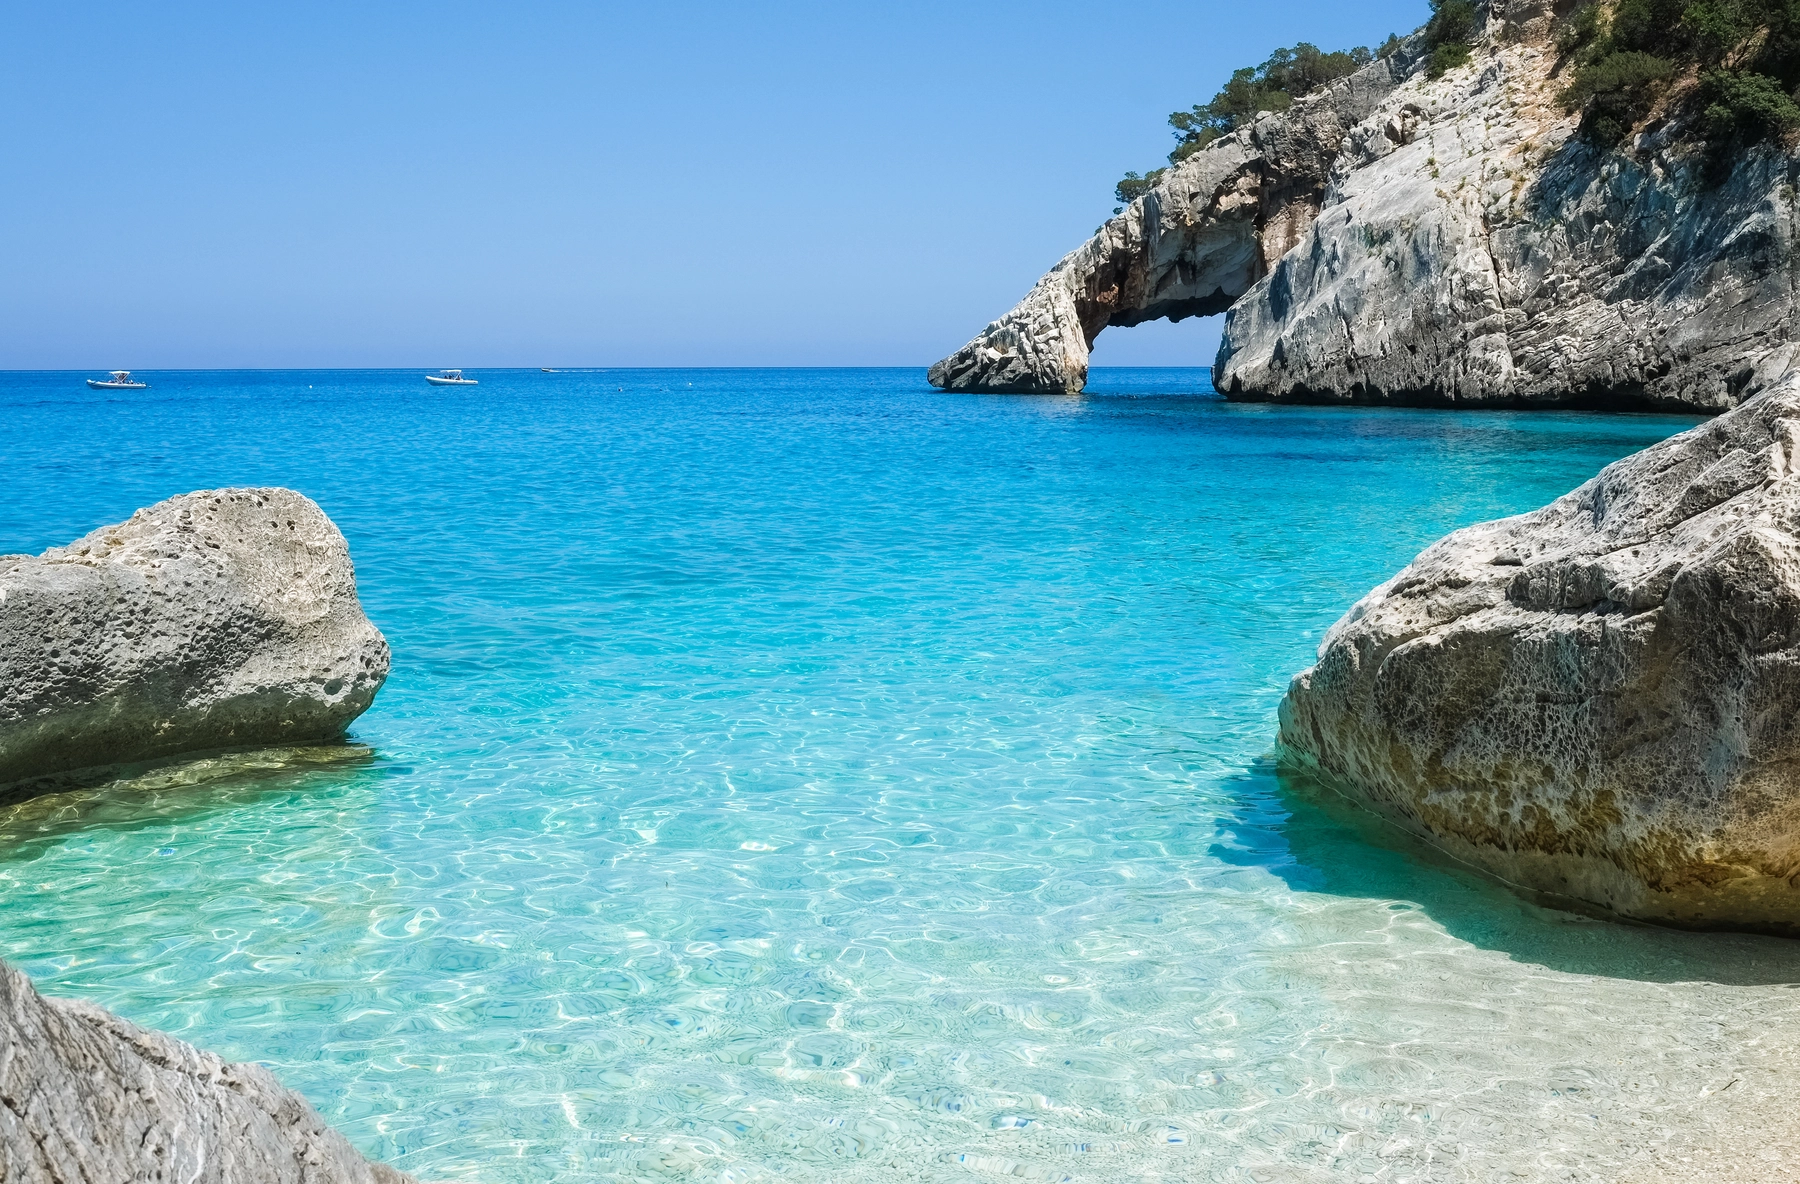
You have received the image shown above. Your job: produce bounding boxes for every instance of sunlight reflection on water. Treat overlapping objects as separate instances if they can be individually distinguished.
[4,367,1785,1182]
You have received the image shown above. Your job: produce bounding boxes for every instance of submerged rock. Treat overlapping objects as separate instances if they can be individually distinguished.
[0,958,412,1183]
[932,0,1800,411]
[1280,373,1800,931]
[0,488,389,789]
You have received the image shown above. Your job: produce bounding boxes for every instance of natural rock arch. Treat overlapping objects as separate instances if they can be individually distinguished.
[927,50,1415,393]
[930,0,1800,413]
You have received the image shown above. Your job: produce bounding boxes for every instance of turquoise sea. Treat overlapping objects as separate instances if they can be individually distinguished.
[4,368,1799,1182]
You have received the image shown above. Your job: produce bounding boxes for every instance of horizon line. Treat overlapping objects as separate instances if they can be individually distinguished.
[0,364,1217,374]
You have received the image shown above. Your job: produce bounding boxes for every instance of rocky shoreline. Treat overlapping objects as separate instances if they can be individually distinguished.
[0,488,397,1179]
[15,2,1800,1178]
[925,0,1800,941]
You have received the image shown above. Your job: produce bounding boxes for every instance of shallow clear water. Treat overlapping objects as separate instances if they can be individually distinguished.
[3,368,1797,1182]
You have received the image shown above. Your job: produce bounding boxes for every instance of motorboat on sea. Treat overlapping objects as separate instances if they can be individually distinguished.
[541,367,557,373]
[86,370,147,390]
[425,369,478,386]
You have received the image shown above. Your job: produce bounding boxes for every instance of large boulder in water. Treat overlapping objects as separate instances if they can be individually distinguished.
[0,488,389,789]
[1281,373,1800,932]
[0,958,412,1183]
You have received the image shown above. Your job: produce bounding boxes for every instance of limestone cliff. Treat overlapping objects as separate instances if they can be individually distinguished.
[932,0,1800,411]
[928,43,1425,394]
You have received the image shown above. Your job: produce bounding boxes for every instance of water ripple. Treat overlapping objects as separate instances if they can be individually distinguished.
[1,368,1787,1181]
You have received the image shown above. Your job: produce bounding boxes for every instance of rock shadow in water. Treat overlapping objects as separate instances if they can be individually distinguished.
[0,743,396,864]
[1227,757,1800,986]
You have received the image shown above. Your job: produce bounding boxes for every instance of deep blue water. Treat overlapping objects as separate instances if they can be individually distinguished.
[3,368,1796,1182]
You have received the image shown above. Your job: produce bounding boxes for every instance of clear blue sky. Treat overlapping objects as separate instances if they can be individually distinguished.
[2,1,1430,369]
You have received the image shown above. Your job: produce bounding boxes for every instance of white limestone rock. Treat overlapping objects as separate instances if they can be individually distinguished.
[927,44,1421,393]
[1281,372,1800,931]
[933,0,1800,412]
[1215,3,1800,411]
[0,958,413,1183]
[0,488,390,789]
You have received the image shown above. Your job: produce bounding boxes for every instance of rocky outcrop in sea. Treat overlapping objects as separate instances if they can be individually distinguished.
[932,0,1800,411]
[926,43,1422,394]
[0,488,389,790]
[0,958,412,1183]
[1280,372,1800,931]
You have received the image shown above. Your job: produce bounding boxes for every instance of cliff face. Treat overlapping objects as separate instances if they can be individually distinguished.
[933,0,1800,412]
[926,47,1424,393]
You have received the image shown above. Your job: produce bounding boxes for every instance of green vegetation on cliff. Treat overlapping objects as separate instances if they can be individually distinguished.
[1165,43,1377,163]
[1111,6,1481,211]
[1557,0,1800,149]
[1112,42,1378,209]
[1425,0,1478,77]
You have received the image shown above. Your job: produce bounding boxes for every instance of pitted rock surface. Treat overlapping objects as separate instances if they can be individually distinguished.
[0,488,389,788]
[934,0,1800,411]
[1281,372,1800,930]
[0,958,413,1183]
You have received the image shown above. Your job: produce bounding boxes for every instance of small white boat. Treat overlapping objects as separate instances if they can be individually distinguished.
[87,370,148,390]
[541,367,557,373]
[425,369,478,386]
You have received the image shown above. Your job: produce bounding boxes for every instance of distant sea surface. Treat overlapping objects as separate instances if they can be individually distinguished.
[4,368,1796,1182]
